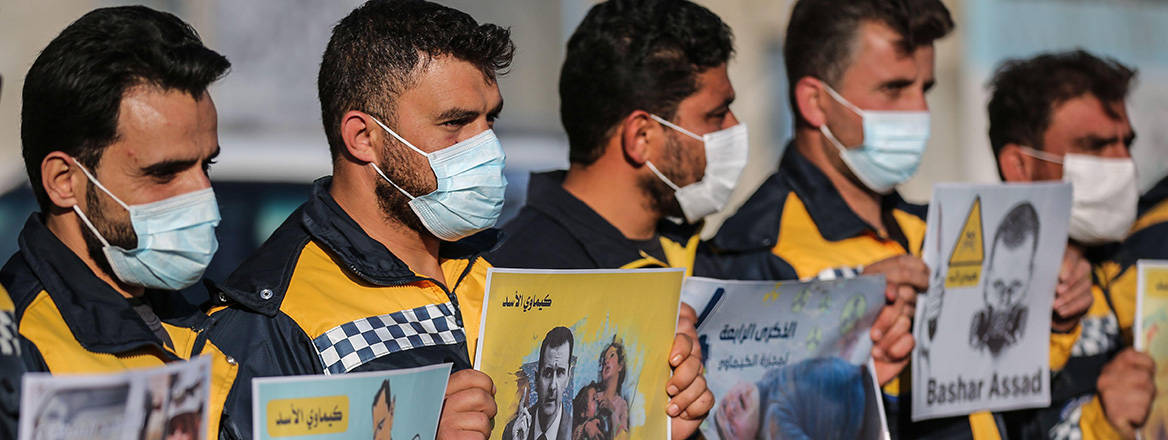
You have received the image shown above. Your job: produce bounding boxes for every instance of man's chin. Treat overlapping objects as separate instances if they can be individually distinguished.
[539,400,557,417]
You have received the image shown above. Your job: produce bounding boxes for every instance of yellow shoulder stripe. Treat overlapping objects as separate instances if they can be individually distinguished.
[0,285,13,311]
[280,241,456,341]
[1132,199,1168,233]
[969,412,1002,440]
[19,291,169,372]
[773,195,911,279]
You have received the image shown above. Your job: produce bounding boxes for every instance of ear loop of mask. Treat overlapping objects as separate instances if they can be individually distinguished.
[818,82,862,151]
[644,114,699,192]
[70,158,130,248]
[649,114,703,141]
[1017,146,1064,164]
[367,116,424,200]
[820,82,866,118]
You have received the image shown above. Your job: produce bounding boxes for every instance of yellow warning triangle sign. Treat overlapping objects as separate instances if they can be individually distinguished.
[946,196,984,288]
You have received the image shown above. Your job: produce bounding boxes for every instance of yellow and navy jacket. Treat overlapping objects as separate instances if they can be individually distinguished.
[0,215,239,440]
[1041,174,1168,440]
[1097,173,1168,341]
[698,146,1083,439]
[488,171,701,273]
[208,177,493,439]
[696,146,959,437]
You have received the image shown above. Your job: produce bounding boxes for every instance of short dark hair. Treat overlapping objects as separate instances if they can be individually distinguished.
[372,379,392,409]
[992,202,1040,256]
[318,0,515,160]
[560,0,734,165]
[539,326,574,367]
[21,6,230,210]
[784,0,953,127]
[987,49,1136,165]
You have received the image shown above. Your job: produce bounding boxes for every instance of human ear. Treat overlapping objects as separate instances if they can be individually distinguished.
[998,144,1032,182]
[340,110,380,164]
[41,151,83,210]
[619,110,658,166]
[795,77,829,128]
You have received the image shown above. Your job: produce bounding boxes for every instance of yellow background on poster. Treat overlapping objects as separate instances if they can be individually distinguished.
[475,269,683,440]
[946,196,984,288]
[1138,261,1168,439]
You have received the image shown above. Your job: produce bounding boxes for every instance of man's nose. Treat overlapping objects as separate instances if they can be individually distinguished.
[724,110,740,129]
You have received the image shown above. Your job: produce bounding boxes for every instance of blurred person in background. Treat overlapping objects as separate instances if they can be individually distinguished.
[0,6,238,439]
[987,49,1155,439]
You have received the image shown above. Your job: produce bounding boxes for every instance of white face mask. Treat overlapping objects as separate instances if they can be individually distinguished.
[1019,147,1138,244]
[645,114,749,223]
[820,83,930,194]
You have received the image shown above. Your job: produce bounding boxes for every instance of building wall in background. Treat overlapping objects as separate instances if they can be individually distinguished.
[0,0,1163,221]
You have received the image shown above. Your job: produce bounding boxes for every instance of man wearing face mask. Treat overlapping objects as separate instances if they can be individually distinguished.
[0,6,238,439]
[486,1,728,436]
[489,0,745,276]
[699,0,945,423]
[987,50,1155,440]
[207,2,508,439]
[699,0,1095,438]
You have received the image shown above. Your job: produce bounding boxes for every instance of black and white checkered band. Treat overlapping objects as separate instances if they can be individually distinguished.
[1071,313,1118,357]
[312,302,465,374]
[0,311,17,356]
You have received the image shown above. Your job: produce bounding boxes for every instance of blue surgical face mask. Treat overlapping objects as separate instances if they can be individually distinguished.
[71,159,220,290]
[368,117,507,242]
[819,83,930,194]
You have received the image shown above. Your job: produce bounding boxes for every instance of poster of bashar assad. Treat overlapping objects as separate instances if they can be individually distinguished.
[682,276,889,440]
[912,182,1072,421]
[475,268,684,440]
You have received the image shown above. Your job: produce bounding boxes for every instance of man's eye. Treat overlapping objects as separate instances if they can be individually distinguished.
[443,118,472,128]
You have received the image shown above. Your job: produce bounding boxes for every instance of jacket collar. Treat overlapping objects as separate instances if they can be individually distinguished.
[1140,173,1168,217]
[302,177,493,277]
[301,177,418,284]
[14,214,193,356]
[712,144,914,251]
[523,171,697,267]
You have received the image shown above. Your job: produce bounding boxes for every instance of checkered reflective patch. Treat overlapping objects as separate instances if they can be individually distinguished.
[312,302,464,374]
[813,266,860,281]
[1049,395,1092,440]
[1071,313,1118,357]
[0,311,17,356]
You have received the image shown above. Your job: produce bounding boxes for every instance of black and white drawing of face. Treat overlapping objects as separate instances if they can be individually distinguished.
[983,202,1040,310]
[536,331,573,421]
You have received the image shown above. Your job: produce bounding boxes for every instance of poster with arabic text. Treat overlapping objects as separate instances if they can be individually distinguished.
[684,275,889,439]
[252,363,451,440]
[475,268,683,440]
